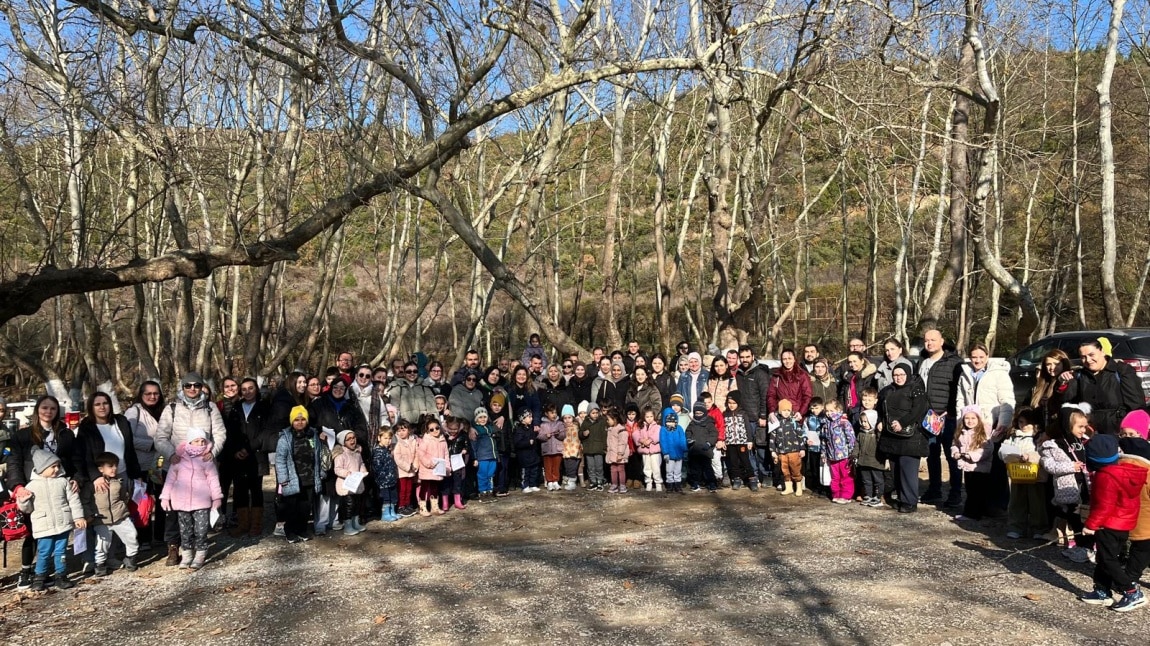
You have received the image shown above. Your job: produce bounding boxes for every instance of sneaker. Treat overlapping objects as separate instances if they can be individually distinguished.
[286,534,301,544]
[1035,531,1057,542]
[691,485,701,492]
[495,491,510,498]
[1087,549,1097,564]
[297,534,310,542]
[1063,547,1090,563]
[866,498,885,508]
[95,563,109,577]
[332,520,344,531]
[1112,587,1148,612]
[1079,588,1115,606]
[529,487,541,493]
[16,569,33,590]
[1006,531,1022,539]
[833,498,851,505]
[522,487,533,493]
[398,506,418,518]
[315,529,327,537]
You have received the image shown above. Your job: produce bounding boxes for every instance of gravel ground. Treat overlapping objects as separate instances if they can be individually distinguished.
[1,482,1148,645]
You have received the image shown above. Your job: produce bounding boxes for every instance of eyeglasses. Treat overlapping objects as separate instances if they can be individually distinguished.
[142,392,160,398]
[427,426,440,431]
[464,376,477,382]
[183,383,203,389]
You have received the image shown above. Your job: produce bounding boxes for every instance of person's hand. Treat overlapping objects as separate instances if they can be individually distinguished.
[278,482,289,489]
[890,420,902,433]
[715,441,726,451]
[14,487,32,502]
[237,449,249,460]
[319,432,328,442]
[94,477,110,493]
[68,479,79,494]
[472,460,479,467]
[201,451,213,462]
[1074,461,1086,472]
[469,429,478,441]
[170,454,182,465]
[1058,370,1075,383]
[161,499,173,512]
[799,450,806,458]
[74,518,87,530]
[771,452,779,463]
[1082,527,1095,535]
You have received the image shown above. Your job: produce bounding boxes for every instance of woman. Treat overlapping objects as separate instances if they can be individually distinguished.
[537,364,571,413]
[125,380,166,544]
[674,355,691,383]
[506,365,542,427]
[4,395,76,590]
[218,377,240,418]
[838,352,878,413]
[422,361,452,400]
[305,376,324,405]
[875,337,914,391]
[877,365,930,513]
[767,349,812,416]
[627,365,663,414]
[649,354,676,409]
[705,357,738,412]
[1029,349,1072,432]
[809,358,837,407]
[593,361,630,412]
[479,366,505,398]
[307,379,369,535]
[567,362,593,407]
[75,391,144,490]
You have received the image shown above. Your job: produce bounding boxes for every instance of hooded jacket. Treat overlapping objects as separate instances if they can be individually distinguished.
[1085,461,1150,532]
[537,418,566,456]
[686,412,719,457]
[955,358,1016,432]
[472,423,498,462]
[768,366,812,415]
[736,363,771,422]
[1065,358,1144,437]
[275,426,326,496]
[605,424,632,464]
[1117,444,1150,541]
[634,422,662,455]
[393,434,420,478]
[1038,438,1087,506]
[155,395,227,461]
[160,441,224,511]
[387,379,439,424]
[821,412,858,462]
[417,432,450,481]
[950,427,994,473]
[333,443,368,496]
[660,422,688,461]
[19,462,85,539]
[580,414,608,455]
[512,422,541,468]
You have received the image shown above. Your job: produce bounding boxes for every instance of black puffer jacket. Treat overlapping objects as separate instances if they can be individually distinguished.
[877,377,931,458]
[224,399,272,471]
[737,364,771,422]
[1066,358,1144,436]
[917,349,962,415]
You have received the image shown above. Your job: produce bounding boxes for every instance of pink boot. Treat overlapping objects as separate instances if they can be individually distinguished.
[439,495,451,513]
[453,494,467,510]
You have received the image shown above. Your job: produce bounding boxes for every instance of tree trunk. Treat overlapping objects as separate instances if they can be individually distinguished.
[1098,0,1127,326]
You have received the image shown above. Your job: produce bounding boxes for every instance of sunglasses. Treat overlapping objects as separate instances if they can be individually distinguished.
[373,379,387,385]
[404,369,418,374]
[183,383,203,389]
[562,364,573,369]
[357,373,372,378]
[465,376,477,381]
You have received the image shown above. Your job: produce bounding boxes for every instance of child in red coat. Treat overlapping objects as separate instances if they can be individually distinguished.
[1078,434,1150,611]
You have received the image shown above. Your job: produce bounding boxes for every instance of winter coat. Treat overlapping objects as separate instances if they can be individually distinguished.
[370,446,399,490]
[592,376,629,412]
[653,372,678,412]
[417,433,450,481]
[676,370,709,410]
[393,435,420,478]
[264,386,303,452]
[222,399,271,464]
[821,412,858,462]
[875,356,914,391]
[838,362,877,411]
[446,431,471,460]
[723,410,754,446]
[387,379,439,424]
[634,422,662,455]
[333,445,368,496]
[4,426,76,494]
[606,424,632,464]
[1085,461,1150,532]
[876,377,931,458]
[855,429,887,471]
[580,415,608,455]
[916,349,963,416]
[626,383,663,417]
[686,415,719,458]
[155,397,227,461]
[85,476,131,526]
[308,394,370,453]
[520,344,548,370]
[1117,454,1150,541]
[706,405,726,442]
[74,416,144,488]
[950,428,993,473]
[1065,358,1144,436]
[507,384,543,425]
[1038,439,1086,506]
[472,424,498,462]
[275,427,327,496]
[660,425,688,461]
[809,375,838,411]
[705,376,737,411]
[736,363,771,422]
[124,403,161,473]
[18,470,85,539]
[956,359,1016,432]
[561,424,583,459]
[998,429,1046,482]
[769,415,805,455]
[537,419,566,456]
[448,385,485,424]
[767,366,813,415]
[350,382,388,431]
[537,380,572,414]
[160,442,223,511]
[567,375,594,408]
[512,423,541,468]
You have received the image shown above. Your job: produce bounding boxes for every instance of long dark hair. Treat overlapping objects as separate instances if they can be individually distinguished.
[29,394,63,446]
[85,391,115,424]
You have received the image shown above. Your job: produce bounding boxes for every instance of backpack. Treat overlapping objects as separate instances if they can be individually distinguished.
[1,498,29,542]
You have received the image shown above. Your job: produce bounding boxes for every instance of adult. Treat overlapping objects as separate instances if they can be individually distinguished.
[567,363,593,407]
[627,365,663,414]
[305,376,323,405]
[559,358,576,385]
[335,351,355,386]
[587,347,606,373]
[767,349,813,416]
[593,360,630,412]
[222,377,270,537]
[801,344,820,374]
[350,364,388,431]
[124,380,165,545]
[155,373,227,565]
[809,358,837,407]
[74,391,144,490]
[877,365,931,513]
[537,364,571,413]
[622,340,645,375]
[838,351,877,413]
[1028,349,1073,432]
[218,377,240,418]
[834,337,868,383]
[422,361,452,400]
[875,337,914,391]
[527,355,546,383]
[447,370,485,424]
[675,340,691,359]
[307,379,368,533]
[507,365,543,426]
[676,352,709,410]
[736,346,771,484]
[956,342,1016,513]
[267,371,308,444]
[386,361,439,424]
[5,395,76,590]
[649,354,676,408]
[1061,339,1144,437]
[450,349,483,386]
[705,358,738,411]
[917,328,963,506]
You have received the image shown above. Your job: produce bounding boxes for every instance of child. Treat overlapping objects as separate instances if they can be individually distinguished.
[661,408,688,494]
[513,409,541,493]
[700,392,727,486]
[15,448,86,590]
[275,407,323,542]
[1078,434,1150,611]
[433,395,448,425]
[87,452,140,576]
[686,402,719,492]
[951,405,994,521]
[393,421,420,517]
[1117,435,1150,610]
[821,400,857,504]
[580,403,608,490]
[160,428,223,569]
[371,428,400,521]
[804,398,826,497]
[560,405,583,491]
[487,393,513,497]
[855,410,887,507]
[605,408,632,493]
[443,417,471,508]
[770,399,805,496]
[668,394,690,431]
[417,418,450,515]
[635,407,663,492]
[723,392,756,490]
[998,408,1048,539]
[855,387,887,501]
[537,404,566,491]
[333,430,368,535]
[1040,409,1092,562]
[472,408,499,500]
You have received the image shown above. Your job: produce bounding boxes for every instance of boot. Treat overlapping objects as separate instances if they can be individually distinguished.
[343,518,363,536]
[795,478,805,497]
[418,498,432,517]
[178,548,193,570]
[781,481,794,496]
[53,572,74,590]
[123,556,138,572]
[165,544,181,567]
[30,574,46,592]
[430,495,445,515]
[384,505,399,522]
[189,550,207,570]
[248,507,263,537]
[352,516,366,532]
[565,478,577,491]
[439,495,451,513]
[453,494,467,510]
[749,478,760,492]
[229,507,251,538]
[655,483,664,492]
[95,562,109,577]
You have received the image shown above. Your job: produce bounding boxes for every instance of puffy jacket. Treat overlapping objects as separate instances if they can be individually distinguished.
[275,427,327,496]
[821,412,857,462]
[124,403,161,473]
[448,385,485,424]
[472,424,498,462]
[393,435,420,478]
[687,415,720,457]
[370,445,399,489]
[950,428,993,473]
[537,419,566,456]
[417,433,450,481]
[1039,438,1086,506]
[580,416,608,455]
[736,363,771,422]
[1085,461,1150,532]
[956,359,1016,432]
[538,380,572,414]
[160,442,223,511]
[634,422,662,455]
[876,377,931,458]
[855,429,886,471]
[155,397,226,461]
[512,423,541,468]
[723,410,753,446]
[769,415,805,455]
[1066,359,1144,436]
[1118,451,1150,541]
[86,476,132,526]
[767,366,812,415]
[387,379,438,424]
[660,425,688,461]
[18,470,85,539]
[605,424,631,464]
[561,423,583,459]
[333,444,367,496]
[917,349,962,416]
[705,376,736,411]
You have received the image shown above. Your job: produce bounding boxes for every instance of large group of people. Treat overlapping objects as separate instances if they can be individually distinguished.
[3,329,1150,612]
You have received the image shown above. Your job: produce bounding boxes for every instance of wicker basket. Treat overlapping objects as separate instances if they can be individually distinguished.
[1007,461,1040,483]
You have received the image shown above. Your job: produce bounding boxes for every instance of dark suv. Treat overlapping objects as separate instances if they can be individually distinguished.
[1009,329,1150,405]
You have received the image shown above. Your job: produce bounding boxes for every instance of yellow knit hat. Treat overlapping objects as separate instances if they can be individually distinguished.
[290,405,309,422]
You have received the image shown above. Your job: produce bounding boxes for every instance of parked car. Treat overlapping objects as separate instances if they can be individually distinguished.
[1008,329,1150,406]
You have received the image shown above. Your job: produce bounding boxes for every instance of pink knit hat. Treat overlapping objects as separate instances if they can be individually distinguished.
[1120,409,1150,440]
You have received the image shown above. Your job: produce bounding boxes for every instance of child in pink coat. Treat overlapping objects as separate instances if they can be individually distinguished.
[605,409,632,493]
[416,419,450,516]
[392,422,420,517]
[634,408,663,491]
[159,428,222,571]
[333,430,369,535]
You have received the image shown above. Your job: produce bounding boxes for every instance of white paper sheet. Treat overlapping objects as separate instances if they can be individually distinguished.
[433,458,448,477]
[72,527,87,555]
[323,426,336,451]
[450,454,466,472]
[343,471,366,494]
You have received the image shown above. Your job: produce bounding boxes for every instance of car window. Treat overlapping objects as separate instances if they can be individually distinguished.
[1125,337,1150,356]
[1014,340,1061,367]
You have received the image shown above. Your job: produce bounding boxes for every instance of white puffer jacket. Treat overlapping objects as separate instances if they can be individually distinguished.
[956,358,1016,432]
[18,471,85,539]
[155,397,226,461]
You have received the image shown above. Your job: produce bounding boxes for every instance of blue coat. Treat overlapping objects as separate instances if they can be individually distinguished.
[660,425,688,461]
[370,445,399,489]
[676,370,709,409]
[472,424,498,462]
[275,427,325,496]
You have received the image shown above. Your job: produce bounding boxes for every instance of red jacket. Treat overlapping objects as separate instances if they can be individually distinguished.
[706,406,726,441]
[767,367,813,416]
[1085,461,1150,532]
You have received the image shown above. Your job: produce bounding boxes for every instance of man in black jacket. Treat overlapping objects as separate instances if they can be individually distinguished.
[917,328,964,506]
[222,377,271,537]
[736,345,772,486]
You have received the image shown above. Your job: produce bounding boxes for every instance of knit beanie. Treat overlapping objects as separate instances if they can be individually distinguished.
[290,405,309,422]
[726,391,742,406]
[561,404,575,418]
[519,408,534,422]
[692,401,707,416]
[777,399,793,414]
[336,430,355,446]
[32,448,61,475]
[474,406,489,421]
[669,394,685,407]
[181,372,204,386]
[1120,409,1150,440]
[959,405,982,419]
[577,401,590,415]
[588,403,600,412]
[1119,437,1150,461]
[186,427,209,444]
[490,393,507,408]
[1085,434,1121,469]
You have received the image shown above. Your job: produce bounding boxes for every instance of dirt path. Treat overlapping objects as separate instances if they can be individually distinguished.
[1,487,1147,645]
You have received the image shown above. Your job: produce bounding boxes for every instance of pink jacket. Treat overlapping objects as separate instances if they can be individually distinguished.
[950,428,993,473]
[394,436,420,478]
[417,433,450,481]
[537,419,566,456]
[160,442,223,511]
[634,422,662,455]
[334,445,368,496]
[606,424,631,464]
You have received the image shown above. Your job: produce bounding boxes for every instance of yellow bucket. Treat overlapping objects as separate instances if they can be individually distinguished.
[1007,461,1039,483]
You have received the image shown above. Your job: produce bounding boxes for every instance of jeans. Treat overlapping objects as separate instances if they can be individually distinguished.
[926,416,961,498]
[585,454,606,485]
[35,531,69,576]
[477,460,498,493]
[750,446,772,481]
[858,466,883,498]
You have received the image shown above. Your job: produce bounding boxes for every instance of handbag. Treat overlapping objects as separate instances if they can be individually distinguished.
[885,415,914,438]
[819,458,832,486]
[922,410,946,436]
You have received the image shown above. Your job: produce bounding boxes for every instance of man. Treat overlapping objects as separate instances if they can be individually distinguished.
[725,349,741,375]
[336,351,355,386]
[386,362,438,424]
[622,341,645,374]
[389,357,405,379]
[801,344,820,374]
[736,345,771,487]
[450,349,482,386]
[528,355,545,383]
[521,333,548,371]
[834,337,867,382]
[1062,339,1143,437]
[587,347,606,372]
[677,352,709,410]
[917,328,963,506]
[221,377,270,538]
